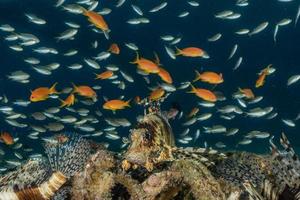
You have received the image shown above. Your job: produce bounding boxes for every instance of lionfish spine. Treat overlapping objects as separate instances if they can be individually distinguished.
[260,179,281,200]
[243,181,265,200]
[172,147,213,166]
[0,172,67,200]
[295,191,300,200]
[0,191,19,200]
[0,134,90,200]
[37,171,67,199]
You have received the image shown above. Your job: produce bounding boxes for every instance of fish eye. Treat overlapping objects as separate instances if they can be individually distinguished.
[143,131,153,142]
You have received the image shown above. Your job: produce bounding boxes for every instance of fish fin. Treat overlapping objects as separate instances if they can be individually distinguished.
[187,84,196,93]
[264,64,272,75]
[130,51,139,64]
[108,44,113,53]
[71,82,78,93]
[193,70,201,82]
[126,99,131,107]
[37,96,48,102]
[50,82,58,94]
[94,73,100,80]
[103,30,110,40]
[153,51,160,65]
[174,47,181,56]
[59,99,67,108]
[172,147,222,167]
[243,180,266,200]
[80,6,88,15]
[92,96,97,102]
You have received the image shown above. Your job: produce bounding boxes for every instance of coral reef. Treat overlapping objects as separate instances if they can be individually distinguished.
[0,103,299,200]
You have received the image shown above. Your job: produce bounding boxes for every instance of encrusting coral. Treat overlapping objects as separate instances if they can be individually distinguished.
[0,100,299,200]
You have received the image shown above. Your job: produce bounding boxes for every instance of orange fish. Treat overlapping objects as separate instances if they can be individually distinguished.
[95,70,114,80]
[0,132,14,145]
[188,85,217,102]
[175,47,206,57]
[134,96,141,104]
[82,8,109,32]
[108,43,120,54]
[149,88,165,101]
[238,88,255,99]
[130,52,160,74]
[158,67,173,84]
[193,70,223,84]
[72,83,97,101]
[255,65,271,88]
[103,99,131,111]
[30,83,58,102]
[59,93,75,108]
[187,107,200,118]
[54,134,69,144]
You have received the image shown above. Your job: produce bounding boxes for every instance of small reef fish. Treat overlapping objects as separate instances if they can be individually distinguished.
[95,70,114,80]
[30,83,58,102]
[157,67,173,84]
[108,43,120,54]
[59,93,75,108]
[193,70,223,84]
[255,64,271,88]
[103,99,131,111]
[72,83,97,101]
[81,7,109,33]
[187,107,200,118]
[238,88,255,99]
[149,88,165,101]
[0,132,14,145]
[175,47,208,58]
[188,85,217,102]
[130,52,160,74]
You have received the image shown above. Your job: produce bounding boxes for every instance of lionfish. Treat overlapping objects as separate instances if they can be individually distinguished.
[122,97,225,171]
[123,97,300,199]
[209,133,300,200]
[0,134,90,200]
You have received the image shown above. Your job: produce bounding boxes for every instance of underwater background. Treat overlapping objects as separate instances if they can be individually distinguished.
[0,0,299,171]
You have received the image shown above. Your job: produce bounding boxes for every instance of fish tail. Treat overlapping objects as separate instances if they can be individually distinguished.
[108,43,113,52]
[130,51,139,64]
[71,82,78,93]
[71,94,76,105]
[94,73,100,80]
[50,82,58,94]
[153,51,160,65]
[193,70,201,82]
[187,84,196,93]
[79,6,88,15]
[264,64,272,75]
[175,47,182,56]
[126,99,132,107]
[59,99,67,108]
[103,30,110,40]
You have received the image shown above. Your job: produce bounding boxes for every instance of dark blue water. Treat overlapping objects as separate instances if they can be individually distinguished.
[0,0,299,166]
